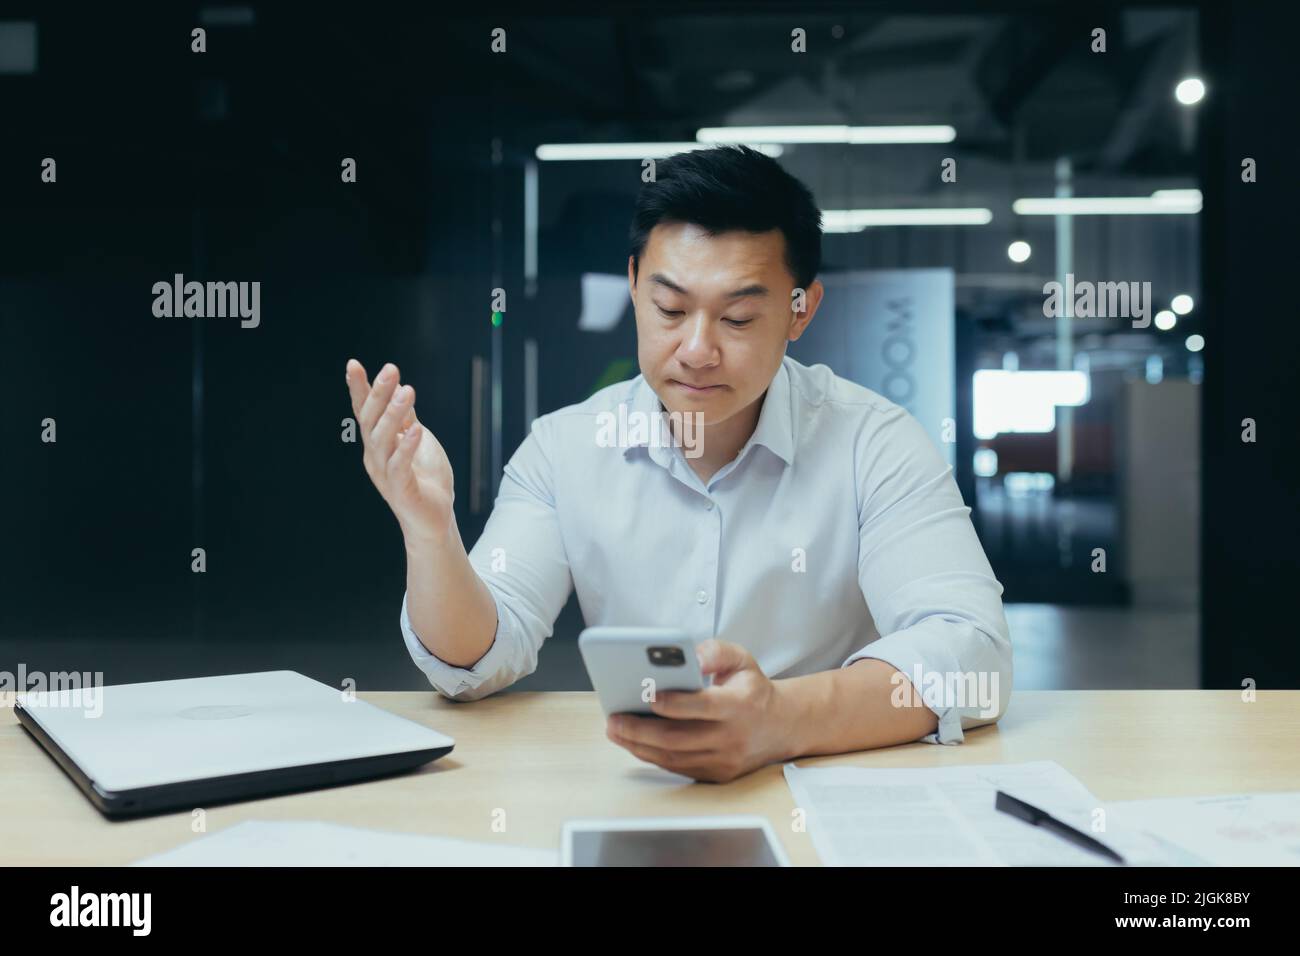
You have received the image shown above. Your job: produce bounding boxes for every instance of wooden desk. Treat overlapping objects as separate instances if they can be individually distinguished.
[3,690,1298,866]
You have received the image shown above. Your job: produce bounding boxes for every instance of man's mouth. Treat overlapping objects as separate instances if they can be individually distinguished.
[670,379,724,393]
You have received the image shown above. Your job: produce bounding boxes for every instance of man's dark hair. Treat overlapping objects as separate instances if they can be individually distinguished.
[628,145,823,290]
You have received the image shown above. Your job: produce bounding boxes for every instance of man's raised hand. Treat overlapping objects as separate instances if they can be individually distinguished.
[345,359,455,543]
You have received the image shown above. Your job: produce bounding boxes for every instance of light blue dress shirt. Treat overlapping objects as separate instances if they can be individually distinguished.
[401,354,1012,744]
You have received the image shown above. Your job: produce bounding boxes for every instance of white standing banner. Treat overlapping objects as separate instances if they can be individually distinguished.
[794,268,956,465]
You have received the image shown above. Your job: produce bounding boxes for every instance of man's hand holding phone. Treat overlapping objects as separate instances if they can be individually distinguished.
[602,637,797,784]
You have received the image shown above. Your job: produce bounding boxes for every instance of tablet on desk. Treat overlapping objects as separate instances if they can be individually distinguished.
[562,816,790,866]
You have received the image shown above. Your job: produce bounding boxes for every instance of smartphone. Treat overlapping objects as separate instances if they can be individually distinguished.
[578,627,708,717]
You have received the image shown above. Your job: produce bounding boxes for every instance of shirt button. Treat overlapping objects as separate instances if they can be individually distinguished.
[704,501,714,511]
[695,590,708,604]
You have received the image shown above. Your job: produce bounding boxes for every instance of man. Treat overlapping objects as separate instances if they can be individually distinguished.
[344,145,1012,783]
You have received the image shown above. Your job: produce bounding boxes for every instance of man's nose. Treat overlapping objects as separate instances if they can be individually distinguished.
[677,312,720,366]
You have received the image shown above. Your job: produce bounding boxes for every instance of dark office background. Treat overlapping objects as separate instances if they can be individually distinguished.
[1,2,1296,693]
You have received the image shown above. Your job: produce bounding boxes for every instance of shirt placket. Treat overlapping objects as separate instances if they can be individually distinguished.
[665,445,725,640]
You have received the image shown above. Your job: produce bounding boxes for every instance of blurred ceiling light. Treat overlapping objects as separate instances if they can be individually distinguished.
[973,448,999,478]
[1151,189,1202,204]
[1007,240,1032,263]
[1175,77,1206,105]
[1005,472,1056,497]
[696,125,956,145]
[822,208,992,232]
[972,370,1090,439]
[1012,188,1201,215]
[535,142,783,161]
[1171,293,1194,314]
[1154,309,1177,330]
[1185,334,1205,352]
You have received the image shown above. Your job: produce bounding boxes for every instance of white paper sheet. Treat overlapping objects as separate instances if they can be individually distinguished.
[1106,791,1300,867]
[784,760,1182,867]
[133,820,557,867]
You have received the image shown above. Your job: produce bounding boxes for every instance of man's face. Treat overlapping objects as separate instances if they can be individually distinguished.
[627,222,822,426]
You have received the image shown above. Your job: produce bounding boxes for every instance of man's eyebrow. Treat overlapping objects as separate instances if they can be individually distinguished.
[649,273,689,295]
[648,274,769,299]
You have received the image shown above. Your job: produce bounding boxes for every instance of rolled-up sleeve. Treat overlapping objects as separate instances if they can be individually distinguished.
[399,415,574,701]
[843,406,1013,745]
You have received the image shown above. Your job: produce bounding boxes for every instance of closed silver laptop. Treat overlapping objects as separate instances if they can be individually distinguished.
[15,670,454,817]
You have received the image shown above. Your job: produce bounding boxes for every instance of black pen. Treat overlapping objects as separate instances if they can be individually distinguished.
[995,790,1127,864]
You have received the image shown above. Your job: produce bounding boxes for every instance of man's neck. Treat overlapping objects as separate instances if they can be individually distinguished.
[668,390,766,484]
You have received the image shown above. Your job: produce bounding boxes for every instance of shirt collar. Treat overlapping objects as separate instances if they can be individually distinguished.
[743,358,795,466]
[621,358,795,467]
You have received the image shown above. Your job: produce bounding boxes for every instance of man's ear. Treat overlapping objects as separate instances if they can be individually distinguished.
[627,255,637,301]
[788,278,825,342]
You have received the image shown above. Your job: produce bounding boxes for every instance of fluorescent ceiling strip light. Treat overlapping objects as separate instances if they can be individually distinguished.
[697,125,956,144]
[536,142,783,160]
[822,208,993,231]
[1013,189,1202,215]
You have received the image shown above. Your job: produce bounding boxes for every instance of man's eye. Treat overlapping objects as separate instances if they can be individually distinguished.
[725,318,754,327]
[657,306,684,317]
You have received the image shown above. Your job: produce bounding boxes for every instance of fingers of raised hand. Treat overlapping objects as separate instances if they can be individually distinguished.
[358,363,401,434]
[386,418,424,489]
[368,383,414,467]
[344,359,372,420]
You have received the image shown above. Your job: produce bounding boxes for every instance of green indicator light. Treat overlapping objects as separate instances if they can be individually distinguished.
[491,311,503,328]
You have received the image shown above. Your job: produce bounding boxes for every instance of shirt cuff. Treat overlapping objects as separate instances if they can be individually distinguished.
[399,590,516,701]
[842,634,966,746]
